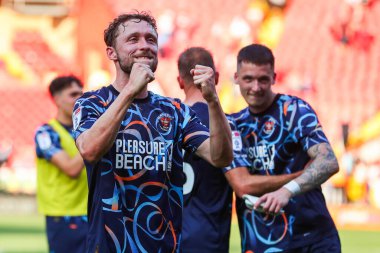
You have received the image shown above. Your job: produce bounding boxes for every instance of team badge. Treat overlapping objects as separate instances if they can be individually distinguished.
[232,131,243,151]
[73,107,82,130]
[263,118,276,135]
[158,113,172,132]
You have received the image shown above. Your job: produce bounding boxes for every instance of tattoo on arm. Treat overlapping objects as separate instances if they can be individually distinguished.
[295,143,339,193]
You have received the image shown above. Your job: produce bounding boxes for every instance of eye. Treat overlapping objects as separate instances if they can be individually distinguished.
[258,76,271,84]
[243,76,253,82]
[147,36,157,44]
[128,36,138,42]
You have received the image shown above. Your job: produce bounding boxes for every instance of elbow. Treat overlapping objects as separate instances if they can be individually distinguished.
[331,160,340,176]
[233,185,247,199]
[233,182,261,199]
[67,170,82,179]
[213,153,233,168]
[77,143,99,164]
[80,148,99,164]
[213,149,233,168]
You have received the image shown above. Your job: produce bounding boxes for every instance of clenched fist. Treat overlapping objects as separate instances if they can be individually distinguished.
[191,65,218,103]
[127,63,155,97]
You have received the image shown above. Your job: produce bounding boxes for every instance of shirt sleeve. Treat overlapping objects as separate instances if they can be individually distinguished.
[288,98,330,152]
[35,125,62,161]
[72,92,106,140]
[180,102,210,154]
[224,115,250,173]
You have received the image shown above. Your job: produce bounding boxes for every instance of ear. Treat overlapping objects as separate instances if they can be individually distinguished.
[106,46,118,61]
[52,94,60,107]
[177,76,185,89]
[233,72,239,85]
[273,72,277,85]
[214,71,220,86]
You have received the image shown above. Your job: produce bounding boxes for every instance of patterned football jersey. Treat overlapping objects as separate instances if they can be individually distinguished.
[73,86,210,253]
[229,94,338,252]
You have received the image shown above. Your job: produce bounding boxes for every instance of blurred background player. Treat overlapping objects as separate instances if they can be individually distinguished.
[230,44,340,252]
[34,75,88,253]
[72,12,232,252]
[178,46,302,253]
[178,47,234,253]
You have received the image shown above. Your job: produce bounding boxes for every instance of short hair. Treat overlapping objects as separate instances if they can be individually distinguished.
[104,11,158,47]
[237,44,275,70]
[177,47,215,82]
[49,75,83,97]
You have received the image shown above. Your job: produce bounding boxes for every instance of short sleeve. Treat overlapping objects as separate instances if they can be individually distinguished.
[35,125,62,161]
[288,99,329,152]
[72,93,106,140]
[224,115,250,173]
[180,102,210,153]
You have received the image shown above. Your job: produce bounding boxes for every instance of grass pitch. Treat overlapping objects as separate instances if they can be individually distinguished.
[0,214,379,253]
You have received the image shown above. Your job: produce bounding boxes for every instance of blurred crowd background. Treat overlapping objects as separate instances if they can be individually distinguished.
[1,0,380,226]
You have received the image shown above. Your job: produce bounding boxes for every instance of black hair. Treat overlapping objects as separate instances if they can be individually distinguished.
[49,75,83,97]
[237,44,275,69]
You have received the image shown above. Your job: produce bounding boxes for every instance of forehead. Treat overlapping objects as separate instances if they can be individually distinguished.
[118,19,157,37]
[237,62,273,76]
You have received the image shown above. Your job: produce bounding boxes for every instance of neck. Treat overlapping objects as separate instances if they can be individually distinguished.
[56,111,72,126]
[249,92,277,114]
[183,86,206,106]
[112,73,149,99]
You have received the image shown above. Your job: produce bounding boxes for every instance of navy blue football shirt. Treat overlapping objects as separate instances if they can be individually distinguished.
[73,86,210,253]
[229,94,338,252]
[182,102,233,253]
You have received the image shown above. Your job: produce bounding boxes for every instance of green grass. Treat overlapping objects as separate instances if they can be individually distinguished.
[0,214,379,253]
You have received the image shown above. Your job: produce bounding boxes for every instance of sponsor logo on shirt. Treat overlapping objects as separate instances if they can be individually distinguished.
[37,131,52,150]
[248,144,275,172]
[115,139,173,171]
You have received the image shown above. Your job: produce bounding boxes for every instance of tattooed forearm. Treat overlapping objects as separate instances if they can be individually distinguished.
[295,143,339,194]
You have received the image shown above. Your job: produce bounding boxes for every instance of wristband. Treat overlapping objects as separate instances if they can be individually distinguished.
[283,180,301,195]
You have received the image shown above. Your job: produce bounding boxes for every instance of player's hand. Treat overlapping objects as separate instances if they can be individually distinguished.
[127,63,155,96]
[254,187,292,215]
[191,65,217,103]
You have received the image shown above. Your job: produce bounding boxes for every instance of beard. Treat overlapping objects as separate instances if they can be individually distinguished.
[117,54,158,75]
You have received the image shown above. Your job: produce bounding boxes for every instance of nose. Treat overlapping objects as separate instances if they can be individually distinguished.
[137,38,152,51]
[249,80,260,92]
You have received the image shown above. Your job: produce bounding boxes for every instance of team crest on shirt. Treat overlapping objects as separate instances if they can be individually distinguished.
[73,107,82,130]
[158,113,172,132]
[263,118,276,135]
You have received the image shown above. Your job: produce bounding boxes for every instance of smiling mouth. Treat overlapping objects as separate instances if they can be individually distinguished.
[134,56,153,61]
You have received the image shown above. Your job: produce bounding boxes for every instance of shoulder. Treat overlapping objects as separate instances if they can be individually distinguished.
[228,107,250,125]
[35,123,56,137]
[279,94,316,115]
[75,86,114,111]
[80,86,113,102]
[150,92,192,114]
[151,92,183,107]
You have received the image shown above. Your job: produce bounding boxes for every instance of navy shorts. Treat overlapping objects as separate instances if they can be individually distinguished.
[284,233,341,253]
[46,216,88,253]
